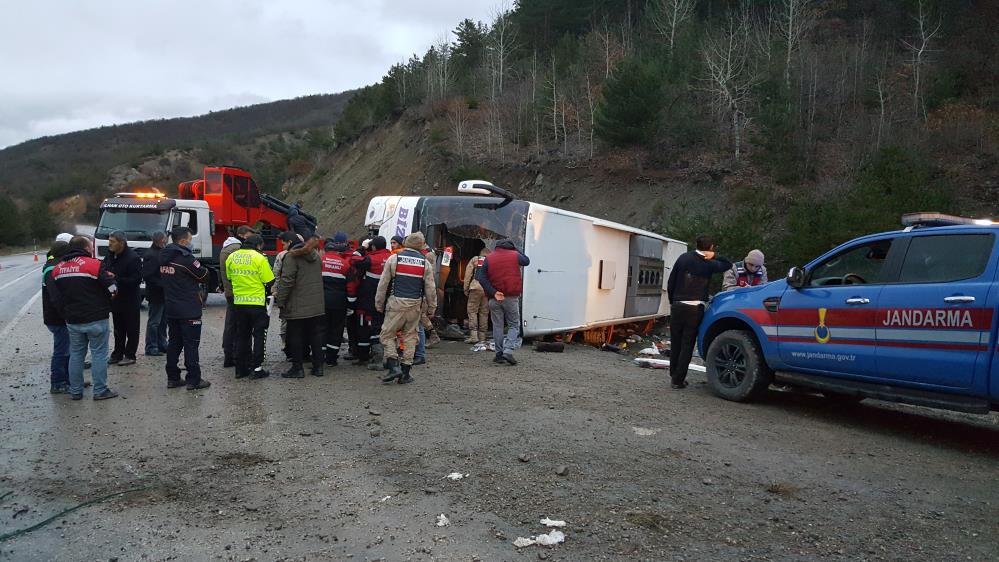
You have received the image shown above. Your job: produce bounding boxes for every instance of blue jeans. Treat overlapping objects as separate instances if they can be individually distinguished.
[415,324,426,361]
[489,296,521,355]
[67,319,110,396]
[145,298,168,354]
[47,324,70,388]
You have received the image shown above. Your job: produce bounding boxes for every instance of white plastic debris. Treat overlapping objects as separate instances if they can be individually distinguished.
[632,426,660,436]
[540,518,566,528]
[471,342,489,352]
[639,346,662,356]
[436,514,450,527]
[445,472,466,481]
[514,530,566,548]
[380,495,392,502]
[633,357,707,372]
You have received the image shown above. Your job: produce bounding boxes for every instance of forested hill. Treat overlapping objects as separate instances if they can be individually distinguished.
[306,0,998,271]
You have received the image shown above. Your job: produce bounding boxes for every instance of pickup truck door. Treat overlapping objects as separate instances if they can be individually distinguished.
[778,237,898,378]
[875,232,997,390]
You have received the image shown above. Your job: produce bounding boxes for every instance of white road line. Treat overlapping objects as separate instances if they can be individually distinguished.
[0,267,38,292]
[0,289,43,342]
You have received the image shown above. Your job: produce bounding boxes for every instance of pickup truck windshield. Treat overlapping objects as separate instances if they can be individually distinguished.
[96,209,170,241]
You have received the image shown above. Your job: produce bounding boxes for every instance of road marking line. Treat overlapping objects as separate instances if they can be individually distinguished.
[0,267,38,292]
[0,289,43,342]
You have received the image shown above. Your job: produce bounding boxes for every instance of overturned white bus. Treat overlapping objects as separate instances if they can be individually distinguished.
[364,181,687,338]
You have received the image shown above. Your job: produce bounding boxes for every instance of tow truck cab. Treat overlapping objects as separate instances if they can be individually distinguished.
[95,192,216,290]
[697,213,999,415]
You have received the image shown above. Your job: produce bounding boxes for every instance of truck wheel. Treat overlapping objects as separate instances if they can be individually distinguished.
[705,330,773,402]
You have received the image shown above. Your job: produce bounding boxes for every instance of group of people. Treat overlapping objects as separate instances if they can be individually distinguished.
[40,225,532,399]
[666,236,767,390]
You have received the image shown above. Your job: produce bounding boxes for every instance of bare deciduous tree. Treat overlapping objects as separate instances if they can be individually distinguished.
[701,15,759,160]
[447,99,469,162]
[776,0,815,93]
[648,0,696,55]
[900,0,942,122]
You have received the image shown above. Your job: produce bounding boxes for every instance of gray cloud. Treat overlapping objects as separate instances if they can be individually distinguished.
[0,0,497,148]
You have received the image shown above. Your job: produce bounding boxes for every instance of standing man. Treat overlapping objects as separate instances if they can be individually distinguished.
[276,234,326,379]
[355,236,391,370]
[413,241,438,365]
[321,232,353,367]
[666,235,732,390]
[104,231,142,366]
[463,245,490,344]
[160,226,211,390]
[287,203,315,241]
[42,240,71,394]
[273,231,302,361]
[142,231,168,357]
[48,236,119,401]
[228,234,274,380]
[220,225,256,367]
[477,239,530,366]
[722,249,768,291]
[377,232,437,384]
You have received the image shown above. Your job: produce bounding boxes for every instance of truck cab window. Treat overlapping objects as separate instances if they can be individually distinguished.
[233,176,250,207]
[172,210,198,235]
[898,234,994,284]
[808,239,894,286]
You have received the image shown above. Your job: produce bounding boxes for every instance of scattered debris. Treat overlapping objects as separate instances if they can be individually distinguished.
[766,481,801,499]
[445,472,466,481]
[514,530,566,548]
[633,358,706,372]
[380,496,392,503]
[436,514,450,527]
[600,343,625,354]
[534,341,564,353]
[368,409,382,416]
[540,518,566,528]
[370,428,382,437]
[518,453,531,463]
[638,347,663,356]
[631,426,659,436]
[555,465,569,476]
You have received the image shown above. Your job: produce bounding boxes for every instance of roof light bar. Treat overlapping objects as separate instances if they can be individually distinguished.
[901,212,997,228]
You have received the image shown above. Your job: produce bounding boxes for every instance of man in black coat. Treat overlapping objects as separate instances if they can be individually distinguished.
[142,231,169,356]
[159,226,211,390]
[666,235,732,390]
[104,231,142,366]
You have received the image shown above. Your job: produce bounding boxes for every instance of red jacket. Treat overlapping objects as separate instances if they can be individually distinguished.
[479,242,530,297]
[358,248,391,312]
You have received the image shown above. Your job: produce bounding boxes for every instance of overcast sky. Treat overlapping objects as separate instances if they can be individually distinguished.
[0,0,497,149]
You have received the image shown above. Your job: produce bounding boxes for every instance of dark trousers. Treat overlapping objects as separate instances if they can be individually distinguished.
[669,303,704,385]
[287,316,325,369]
[145,297,168,354]
[111,296,141,360]
[166,317,202,385]
[355,310,383,359]
[345,310,359,357]
[234,305,269,376]
[325,307,347,362]
[47,324,70,387]
[222,298,236,361]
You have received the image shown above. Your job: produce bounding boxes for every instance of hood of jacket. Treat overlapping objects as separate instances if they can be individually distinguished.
[223,236,241,247]
[62,248,92,261]
[289,238,320,262]
[160,242,193,262]
[495,239,517,251]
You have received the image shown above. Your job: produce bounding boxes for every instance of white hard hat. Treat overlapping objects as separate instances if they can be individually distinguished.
[55,233,73,243]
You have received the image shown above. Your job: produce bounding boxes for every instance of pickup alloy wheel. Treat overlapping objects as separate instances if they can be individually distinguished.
[705,330,773,402]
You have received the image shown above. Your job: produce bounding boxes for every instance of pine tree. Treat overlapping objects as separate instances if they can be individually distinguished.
[594,57,664,146]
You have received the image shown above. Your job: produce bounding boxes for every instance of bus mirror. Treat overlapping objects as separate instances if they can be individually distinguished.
[787,267,806,289]
[457,180,495,195]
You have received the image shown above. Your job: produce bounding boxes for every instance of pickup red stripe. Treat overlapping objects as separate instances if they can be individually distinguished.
[770,336,987,352]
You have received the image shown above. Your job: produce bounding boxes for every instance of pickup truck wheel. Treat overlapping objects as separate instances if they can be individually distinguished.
[705,330,773,402]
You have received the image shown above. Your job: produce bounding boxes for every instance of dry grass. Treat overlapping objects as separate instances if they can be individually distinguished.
[766,481,801,499]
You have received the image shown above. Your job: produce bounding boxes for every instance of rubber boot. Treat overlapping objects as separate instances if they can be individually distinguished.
[368,343,385,371]
[427,330,441,348]
[381,358,403,383]
[398,363,414,384]
[281,363,305,379]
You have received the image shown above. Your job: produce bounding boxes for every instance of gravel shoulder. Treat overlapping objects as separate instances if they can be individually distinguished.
[1,297,997,561]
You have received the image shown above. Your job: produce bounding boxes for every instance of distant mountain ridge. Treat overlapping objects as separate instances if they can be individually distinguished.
[0,91,355,201]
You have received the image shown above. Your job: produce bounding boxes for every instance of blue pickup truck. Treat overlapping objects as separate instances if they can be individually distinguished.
[697,213,999,414]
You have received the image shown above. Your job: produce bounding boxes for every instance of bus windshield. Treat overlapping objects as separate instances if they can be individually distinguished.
[95,209,170,241]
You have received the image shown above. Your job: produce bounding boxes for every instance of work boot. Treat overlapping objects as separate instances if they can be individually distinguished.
[281,364,305,379]
[478,331,488,343]
[250,368,270,380]
[368,344,385,371]
[311,366,325,377]
[223,357,235,368]
[325,349,339,367]
[493,353,507,364]
[235,370,250,379]
[464,335,479,344]
[502,352,518,366]
[427,330,441,348]
[398,363,414,384]
[186,380,211,391]
[381,358,403,383]
[167,379,186,388]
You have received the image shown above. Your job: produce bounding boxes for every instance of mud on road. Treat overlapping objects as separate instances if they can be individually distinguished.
[1,297,998,561]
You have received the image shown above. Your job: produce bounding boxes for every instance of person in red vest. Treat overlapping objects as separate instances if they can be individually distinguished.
[321,232,354,366]
[355,236,391,369]
[476,239,530,366]
[722,249,768,291]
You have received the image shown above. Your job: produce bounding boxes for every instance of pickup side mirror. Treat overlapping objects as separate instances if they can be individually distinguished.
[787,266,806,289]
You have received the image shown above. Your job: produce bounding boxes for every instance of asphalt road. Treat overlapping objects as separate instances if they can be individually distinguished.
[0,252,44,342]
[0,288,997,561]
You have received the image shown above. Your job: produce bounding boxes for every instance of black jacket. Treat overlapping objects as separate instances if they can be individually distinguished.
[287,207,314,241]
[159,243,209,320]
[48,249,116,325]
[667,250,733,304]
[103,245,142,304]
[141,245,165,302]
[42,255,65,326]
